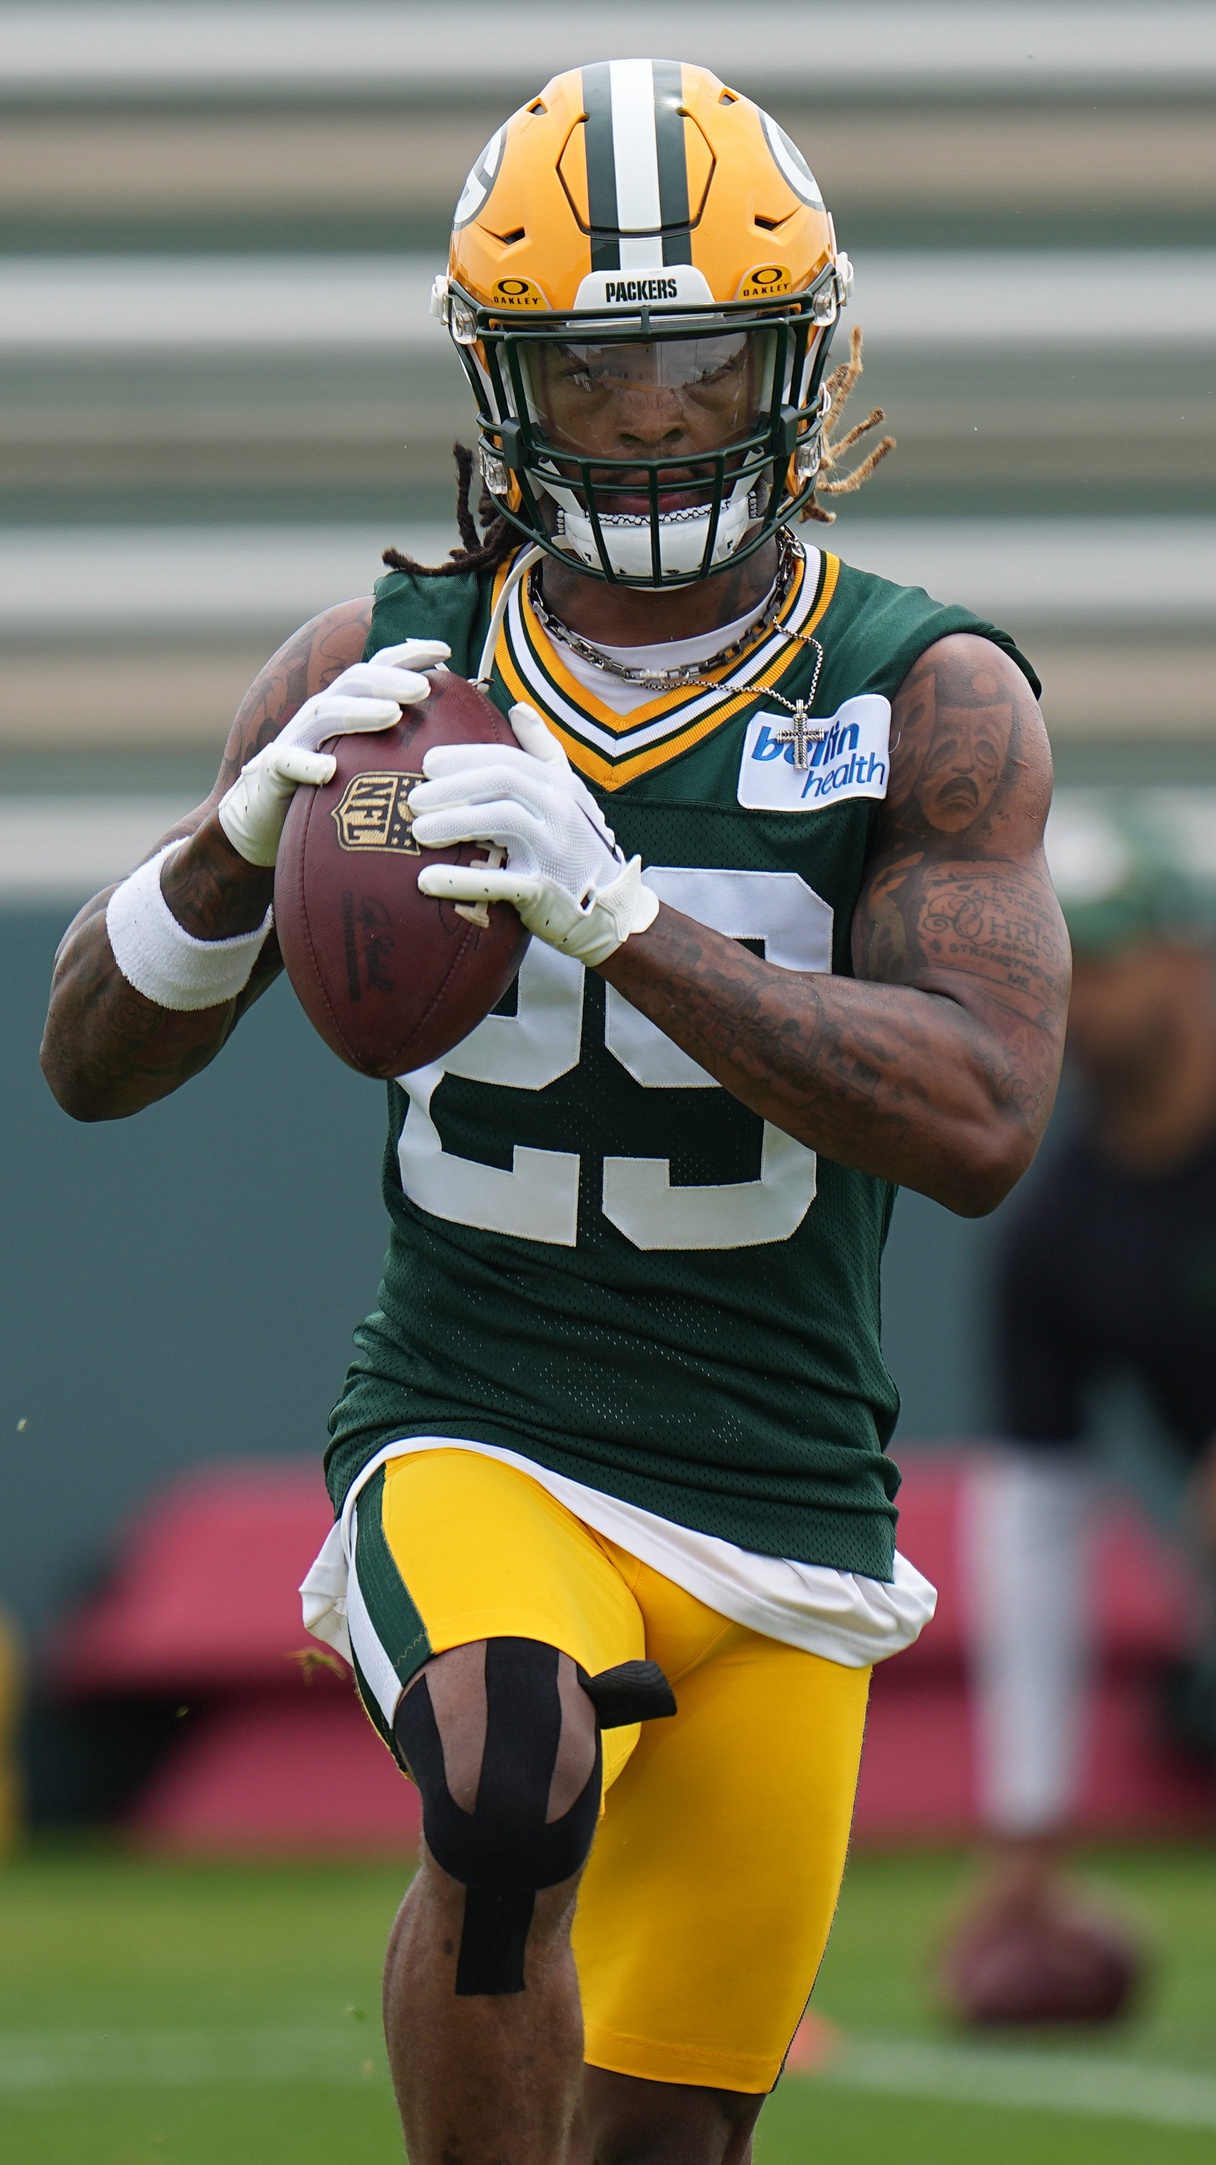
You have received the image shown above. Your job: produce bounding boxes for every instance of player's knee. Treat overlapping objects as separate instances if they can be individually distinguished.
[393,1639,677,1996]
[393,1637,602,1996]
[587,2070,762,2165]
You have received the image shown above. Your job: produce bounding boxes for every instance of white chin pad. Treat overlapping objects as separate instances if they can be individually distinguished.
[543,481,753,581]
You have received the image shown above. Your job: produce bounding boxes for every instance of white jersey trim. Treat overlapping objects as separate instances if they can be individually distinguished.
[553,589,780,718]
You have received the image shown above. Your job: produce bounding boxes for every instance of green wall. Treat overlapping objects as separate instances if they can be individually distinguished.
[3,909,387,1635]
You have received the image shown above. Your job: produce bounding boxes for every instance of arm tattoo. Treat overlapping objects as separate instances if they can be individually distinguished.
[212,599,375,798]
[41,597,372,1120]
[854,635,1069,1131]
[600,634,1069,1214]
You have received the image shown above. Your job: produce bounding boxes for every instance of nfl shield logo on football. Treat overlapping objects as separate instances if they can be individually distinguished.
[737,695,892,811]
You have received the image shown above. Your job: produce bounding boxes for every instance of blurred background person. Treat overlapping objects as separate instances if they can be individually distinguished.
[948,794,1216,2024]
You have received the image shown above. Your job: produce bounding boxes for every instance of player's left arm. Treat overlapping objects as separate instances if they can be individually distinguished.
[599,634,1070,1216]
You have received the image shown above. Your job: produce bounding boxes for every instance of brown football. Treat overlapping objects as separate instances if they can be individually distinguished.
[941,1897,1146,2027]
[274,670,530,1079]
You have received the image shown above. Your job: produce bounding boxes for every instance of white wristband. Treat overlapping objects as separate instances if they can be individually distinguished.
[105,844,273,1012]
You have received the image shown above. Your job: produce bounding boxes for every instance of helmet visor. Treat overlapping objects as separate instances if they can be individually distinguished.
[517,327,779,503]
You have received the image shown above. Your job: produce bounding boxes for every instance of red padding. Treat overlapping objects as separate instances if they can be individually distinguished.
[52,1461,335,1695]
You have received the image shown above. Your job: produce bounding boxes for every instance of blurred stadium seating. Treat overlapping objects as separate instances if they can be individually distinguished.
[3,4,1215,772]
[48,1462,419,1851]
[2,2,1215,1822]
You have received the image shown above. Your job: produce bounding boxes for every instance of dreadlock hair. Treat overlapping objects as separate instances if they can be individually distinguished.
[381,326,892,575]
[799,325,895,525]
[381,442,519,580]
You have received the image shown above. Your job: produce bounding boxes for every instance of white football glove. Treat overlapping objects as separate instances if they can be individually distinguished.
[217,638,450,868]
[409,702,659,968]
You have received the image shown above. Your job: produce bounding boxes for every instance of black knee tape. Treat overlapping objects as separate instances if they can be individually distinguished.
[579,1658,677,1729]
[394,1638,603,1997]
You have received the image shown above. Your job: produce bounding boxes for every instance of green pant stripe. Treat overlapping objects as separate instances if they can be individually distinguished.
[353,1465,433,1693]
[350,1642,395,1754]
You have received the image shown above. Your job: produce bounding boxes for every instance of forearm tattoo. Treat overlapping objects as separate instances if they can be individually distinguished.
[41,598,372,1119]
[601,635,1069,1211]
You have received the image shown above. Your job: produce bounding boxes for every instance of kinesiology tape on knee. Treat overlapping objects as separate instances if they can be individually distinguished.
[392,1640,676,1997]
[394,1638,600,1996]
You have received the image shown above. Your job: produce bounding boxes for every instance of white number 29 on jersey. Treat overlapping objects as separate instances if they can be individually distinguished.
[396,867,833,1252]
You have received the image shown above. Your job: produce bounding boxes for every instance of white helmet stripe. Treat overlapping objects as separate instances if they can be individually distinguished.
[609,58,664,241]
[579,59,691,273]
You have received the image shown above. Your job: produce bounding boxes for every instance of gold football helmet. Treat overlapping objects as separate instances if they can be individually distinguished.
[432,59,852,588]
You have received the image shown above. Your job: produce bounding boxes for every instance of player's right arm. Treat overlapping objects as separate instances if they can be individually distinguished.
[40,600,374,1122]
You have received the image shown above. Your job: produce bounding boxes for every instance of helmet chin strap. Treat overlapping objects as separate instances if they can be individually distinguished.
[540,471,757,585]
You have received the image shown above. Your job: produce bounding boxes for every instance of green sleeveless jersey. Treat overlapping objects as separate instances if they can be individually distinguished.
[326,543,1037,1578]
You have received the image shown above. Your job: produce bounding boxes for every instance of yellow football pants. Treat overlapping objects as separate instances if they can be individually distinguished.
[352,1446,870,2093]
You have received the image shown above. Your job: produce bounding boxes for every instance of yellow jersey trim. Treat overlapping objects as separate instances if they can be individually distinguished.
[515,550,810,738]
[489,550,840,792]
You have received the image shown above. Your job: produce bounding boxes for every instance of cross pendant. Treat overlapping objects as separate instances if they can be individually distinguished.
[771,701,825,770]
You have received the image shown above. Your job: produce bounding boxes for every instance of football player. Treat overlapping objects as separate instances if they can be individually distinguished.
[42,63,1068,2165]
[948,799,1216,2022]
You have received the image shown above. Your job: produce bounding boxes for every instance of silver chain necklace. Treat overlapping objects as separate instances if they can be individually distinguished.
[529,529,829,767]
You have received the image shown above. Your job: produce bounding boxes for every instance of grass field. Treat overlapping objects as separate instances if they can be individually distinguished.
[1,1844,1214,2163]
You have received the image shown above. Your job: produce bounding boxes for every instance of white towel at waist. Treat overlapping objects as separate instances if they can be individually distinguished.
[300,1434,936,1674]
